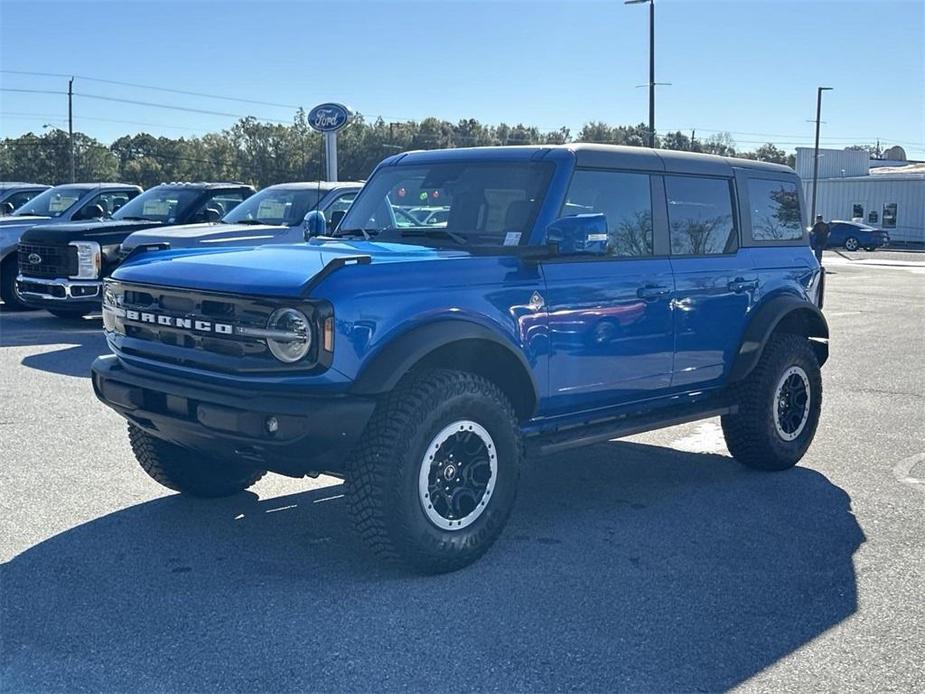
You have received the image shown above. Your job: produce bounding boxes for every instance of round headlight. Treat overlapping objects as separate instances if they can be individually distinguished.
[265,308,311,363]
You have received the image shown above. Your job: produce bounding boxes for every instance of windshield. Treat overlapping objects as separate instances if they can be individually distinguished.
[113,187,202,223]
[13,187,85,218]
[338,161,553,246]
[223,187,322,226]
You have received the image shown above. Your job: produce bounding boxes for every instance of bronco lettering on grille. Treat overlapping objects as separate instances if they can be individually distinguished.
[124,309,233,335]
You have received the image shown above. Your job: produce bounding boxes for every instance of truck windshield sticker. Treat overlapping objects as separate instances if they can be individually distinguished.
[48,194,80,212]
[143,200,172,217]
[256,200,288,219]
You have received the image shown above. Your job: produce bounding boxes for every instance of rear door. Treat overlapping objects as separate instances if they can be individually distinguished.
[542,169,675,413]
[666,174,756,389]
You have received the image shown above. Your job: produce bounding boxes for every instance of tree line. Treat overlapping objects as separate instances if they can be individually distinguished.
[0,110,796,189]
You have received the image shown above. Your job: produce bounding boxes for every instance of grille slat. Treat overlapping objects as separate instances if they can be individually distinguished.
[18,243,77,278]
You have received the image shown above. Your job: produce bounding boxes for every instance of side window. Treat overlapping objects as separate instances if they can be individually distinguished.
[5,191,39,210]
[666,176,737,255]
[882,203,897,229]
[746,178,804,242]
[561,170,654,257]
[327,192,357,215]
[80,191,133,218]
[204,192,247,218]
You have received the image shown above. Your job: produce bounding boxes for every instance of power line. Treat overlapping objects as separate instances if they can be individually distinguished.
[74,92,292,123]
[0,87,66,96]
[0,69,302,110]
[0,111,206,131]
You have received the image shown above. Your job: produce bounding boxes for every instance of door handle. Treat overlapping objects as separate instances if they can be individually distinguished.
[728,278,758,293]
[637,284,671,300]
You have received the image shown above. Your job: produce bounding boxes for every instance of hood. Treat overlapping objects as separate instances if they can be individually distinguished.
[122,222,290,252]
[20,218,167,246]
[112,240,467,297]
[0,214,50,228]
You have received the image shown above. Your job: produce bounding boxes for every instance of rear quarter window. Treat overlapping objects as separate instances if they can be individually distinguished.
[746,178,804,243]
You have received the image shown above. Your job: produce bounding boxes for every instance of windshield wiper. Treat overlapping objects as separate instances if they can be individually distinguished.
[400,228,467,245]
[233,219,267,225]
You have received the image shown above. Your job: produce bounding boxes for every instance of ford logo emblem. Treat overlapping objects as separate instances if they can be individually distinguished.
[27,252,42,265]
[307,103,353,133]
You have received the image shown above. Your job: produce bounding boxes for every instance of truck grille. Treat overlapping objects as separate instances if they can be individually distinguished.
[18,243,77,278]
[104,281,322,373]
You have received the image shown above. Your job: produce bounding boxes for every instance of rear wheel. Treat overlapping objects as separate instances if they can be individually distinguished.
[844,236,860,251]
[346,369,522,573]
[0,256,34,311]
[128,424,266,497]
[722,333,822,471]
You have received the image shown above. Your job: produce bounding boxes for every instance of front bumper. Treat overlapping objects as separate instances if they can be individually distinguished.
[92,355,376,477]
[16,274,101,310]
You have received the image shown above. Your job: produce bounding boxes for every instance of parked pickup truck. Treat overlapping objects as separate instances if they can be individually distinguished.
[0,182,50,216]
[120,181,362,256]
[17,181,254,319]
[1,183,141,310]
[93,144,827,573]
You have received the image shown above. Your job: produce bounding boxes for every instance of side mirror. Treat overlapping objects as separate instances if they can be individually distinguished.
[544,213,609,256]
[0,202,14,216]
[303,210,327,240]
[204,207,222,223]
[328,209,346,231]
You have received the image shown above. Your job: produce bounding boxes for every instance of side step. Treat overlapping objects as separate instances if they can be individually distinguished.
[527,402,737,457]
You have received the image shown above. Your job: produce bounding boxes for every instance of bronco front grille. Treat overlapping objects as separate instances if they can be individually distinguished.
[103,281,326,373]
[18,243,77,278]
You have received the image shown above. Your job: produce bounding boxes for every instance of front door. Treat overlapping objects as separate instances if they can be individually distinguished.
[542,169,675,414]
[664,174,755,388]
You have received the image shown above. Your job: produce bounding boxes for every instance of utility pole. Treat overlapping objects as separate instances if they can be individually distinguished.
[648,0,655,148]
[626,0,657,148]
[810,86,833,223]
[68,77,75,183]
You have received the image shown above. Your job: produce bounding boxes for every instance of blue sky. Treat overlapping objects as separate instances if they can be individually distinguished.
[1,0,923,157]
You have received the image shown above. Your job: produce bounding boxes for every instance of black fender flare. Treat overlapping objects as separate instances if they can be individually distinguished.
[729,295,829,382]
[350,319,540,410]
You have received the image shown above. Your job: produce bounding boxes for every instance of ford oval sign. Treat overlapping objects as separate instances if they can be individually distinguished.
[308,103,353,133]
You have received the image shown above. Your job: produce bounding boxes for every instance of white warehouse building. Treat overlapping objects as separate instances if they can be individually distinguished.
[796,146,925,247]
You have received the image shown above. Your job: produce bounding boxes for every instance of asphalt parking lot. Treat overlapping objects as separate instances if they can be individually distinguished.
[1,252,923,693]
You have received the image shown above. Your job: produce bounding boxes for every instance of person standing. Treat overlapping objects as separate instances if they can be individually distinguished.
[810,215,830,264]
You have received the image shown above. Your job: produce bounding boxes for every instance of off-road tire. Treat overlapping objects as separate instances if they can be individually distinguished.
[128,423,266,497]
[47,308,90,320]
[346,369,523,573]
[722,333,822,471]
[0,256,33,311]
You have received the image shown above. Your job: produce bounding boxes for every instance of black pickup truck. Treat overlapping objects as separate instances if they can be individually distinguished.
[17,181,254,319]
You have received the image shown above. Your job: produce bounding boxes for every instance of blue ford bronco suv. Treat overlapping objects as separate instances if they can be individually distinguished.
[92,145,827,573]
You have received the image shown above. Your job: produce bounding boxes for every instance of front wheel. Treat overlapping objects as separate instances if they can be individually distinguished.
[128,424,266,497]
[0,257,34,311]
[844,236,860,251]
[722,333,822,471]
[346,369,522,573]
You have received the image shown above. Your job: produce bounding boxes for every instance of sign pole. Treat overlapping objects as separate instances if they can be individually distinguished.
[324,132,338,182]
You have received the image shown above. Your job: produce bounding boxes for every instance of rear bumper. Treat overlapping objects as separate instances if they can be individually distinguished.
[91,355,376,477]
[17,274,101,310]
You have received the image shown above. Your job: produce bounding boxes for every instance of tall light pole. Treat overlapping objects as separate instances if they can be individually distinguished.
[626,0,655,148]
[810,86,833,223]
[68,76,75,183]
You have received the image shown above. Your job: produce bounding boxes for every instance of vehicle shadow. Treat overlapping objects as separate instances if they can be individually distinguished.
[0,311,105,378]
[1,442,864,692]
